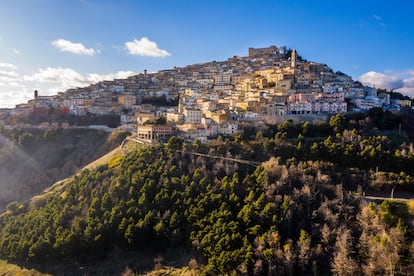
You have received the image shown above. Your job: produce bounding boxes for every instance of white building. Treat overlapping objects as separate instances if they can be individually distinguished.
[183,107,203,123]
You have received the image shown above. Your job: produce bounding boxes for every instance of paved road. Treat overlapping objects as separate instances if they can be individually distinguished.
[176,150,262,167]
[363,195,411,202]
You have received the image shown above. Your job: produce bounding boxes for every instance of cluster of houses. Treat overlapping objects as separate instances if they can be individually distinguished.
[1,45,411,143]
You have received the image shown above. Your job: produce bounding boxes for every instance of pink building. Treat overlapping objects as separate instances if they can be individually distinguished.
[287,92,346,114]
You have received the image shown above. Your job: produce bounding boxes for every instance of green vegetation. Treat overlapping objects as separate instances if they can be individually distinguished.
[2,111,121,128]
[107,155,124,169]
[143,116,167,125]
[142,94,179,106]
[0,108,414,274]
[0,259,49,276]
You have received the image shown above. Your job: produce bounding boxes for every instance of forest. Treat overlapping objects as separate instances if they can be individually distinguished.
[0,107,413,275]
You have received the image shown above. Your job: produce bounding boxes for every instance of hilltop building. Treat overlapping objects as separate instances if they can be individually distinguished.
[136,124,176,144]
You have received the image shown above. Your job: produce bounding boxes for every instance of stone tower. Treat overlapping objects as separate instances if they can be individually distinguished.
[291,49,297,68]
[34,90,38,99]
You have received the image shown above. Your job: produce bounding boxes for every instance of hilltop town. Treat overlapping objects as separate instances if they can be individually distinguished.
[0,45,411,143]
[1,46,414,276]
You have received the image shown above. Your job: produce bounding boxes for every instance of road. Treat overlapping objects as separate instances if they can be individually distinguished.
[363,195,411,202]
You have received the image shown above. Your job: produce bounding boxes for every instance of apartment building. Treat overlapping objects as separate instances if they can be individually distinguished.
[183,107,203,123]
[118,94,137,109]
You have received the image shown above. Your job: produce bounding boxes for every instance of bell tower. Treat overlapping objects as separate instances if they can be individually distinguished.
[291,49,297,68]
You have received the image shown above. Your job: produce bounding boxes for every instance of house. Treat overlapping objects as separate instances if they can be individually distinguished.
[177,123,207,141]
[136,124,176,144]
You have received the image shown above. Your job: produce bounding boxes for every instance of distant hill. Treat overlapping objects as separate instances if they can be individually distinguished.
[0,127,129,211]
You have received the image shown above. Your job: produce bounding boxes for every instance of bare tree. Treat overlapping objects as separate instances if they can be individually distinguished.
[358,204,404,276]
[331,227,359,275]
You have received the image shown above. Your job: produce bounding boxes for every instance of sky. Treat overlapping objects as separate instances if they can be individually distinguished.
[0,0,413,108]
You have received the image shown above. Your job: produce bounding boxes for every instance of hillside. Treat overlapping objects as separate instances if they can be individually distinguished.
[0,127,129,211]
[0,112,414,275]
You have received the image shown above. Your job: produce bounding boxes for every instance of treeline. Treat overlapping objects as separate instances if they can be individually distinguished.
[0,140,413,274]
[3,111,120,128]
[2,126,63,148]
[192,109,414,194]
[141,95,179,106]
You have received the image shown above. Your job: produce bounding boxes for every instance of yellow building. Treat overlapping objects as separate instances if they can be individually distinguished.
[118,94,137,109]
[394,99,412,107]
[135,112,158,125]
[205,110,227,124]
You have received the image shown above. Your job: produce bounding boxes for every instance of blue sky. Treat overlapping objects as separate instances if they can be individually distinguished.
[0,0,413,108]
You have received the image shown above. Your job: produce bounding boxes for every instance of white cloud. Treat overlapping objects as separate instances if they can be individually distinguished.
[401,76,414,96]
[12,49,20,55]
[373,14,382,21]
[24,67,88,87]
[87,71,136,83]
[0,66,137,108]
[0,82,21,87]
[404,74,414,88]
[23,67,138,94]
[399,87,414,98]
[359,71,404,90]
[51,39,97,56]
[359,70,414,97]
[125,37,170,57]
[372,14,386,27]
[0,63,17,70]
[24,67,137,88]
[0,82,30,108]
[0,70,20,82]
[0,63,20,83]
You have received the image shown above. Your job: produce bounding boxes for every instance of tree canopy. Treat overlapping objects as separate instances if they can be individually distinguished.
[1,109,414,274]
